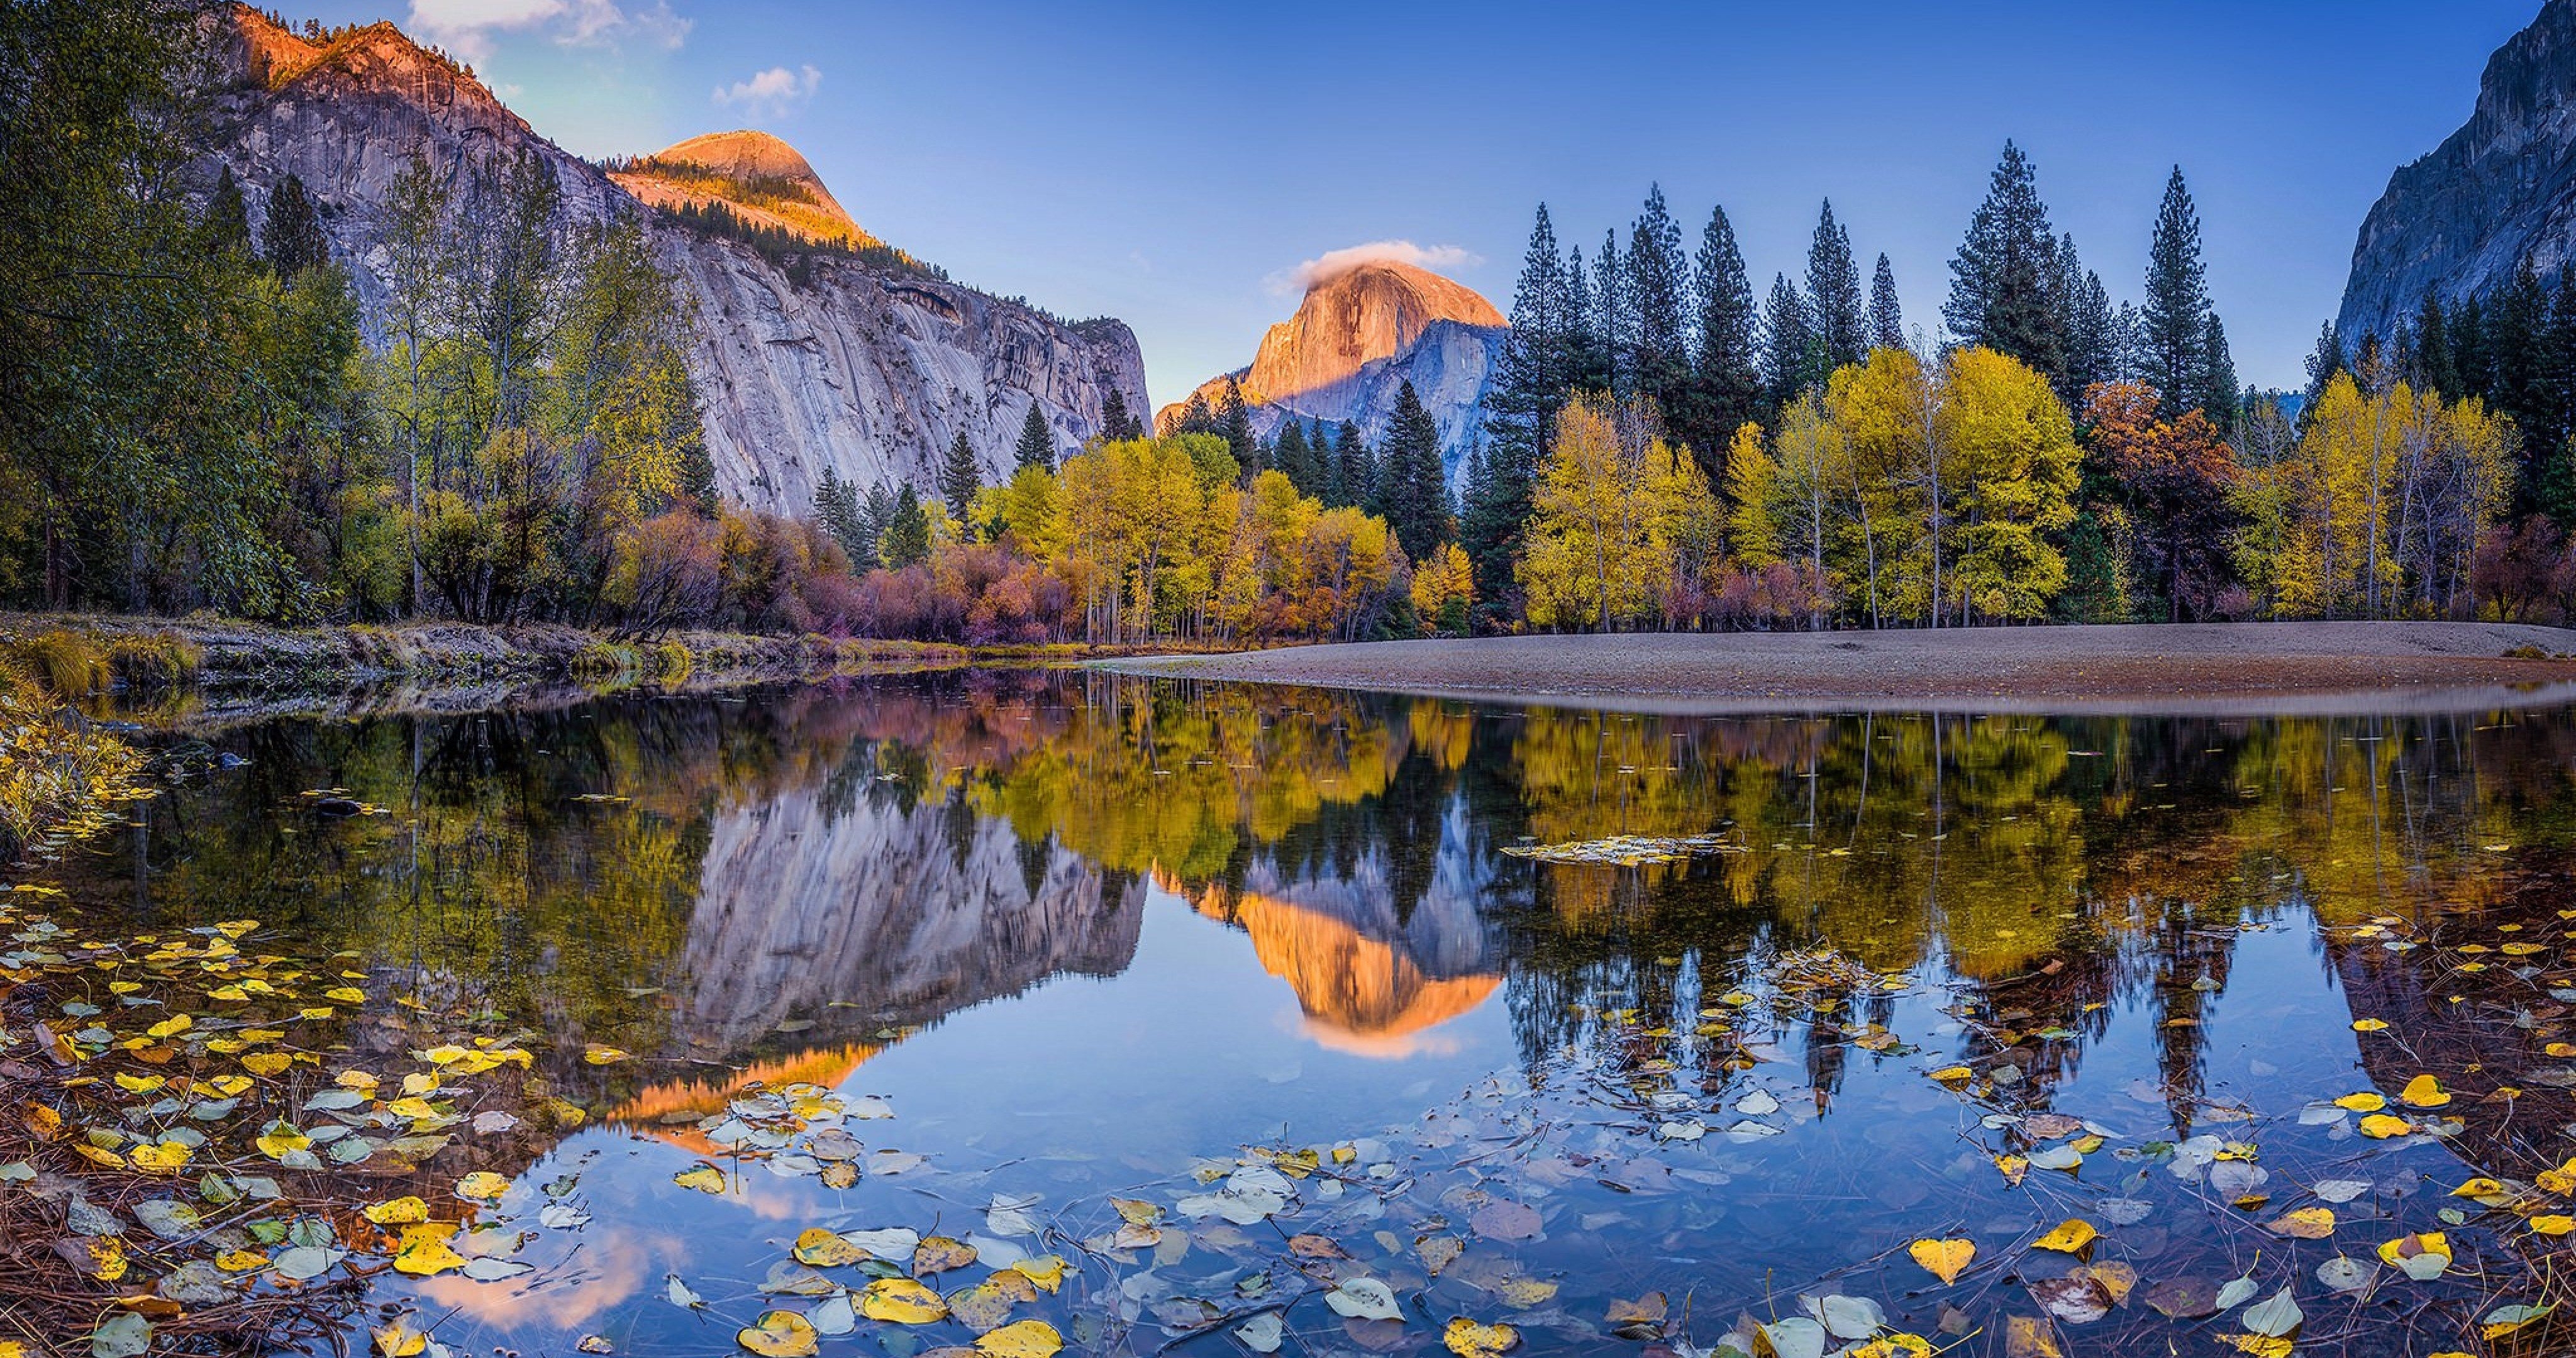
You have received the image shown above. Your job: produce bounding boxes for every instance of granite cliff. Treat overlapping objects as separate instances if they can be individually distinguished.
[200,6,1146,516]
[1159,260,1507,483]
[2339,0,2576,343]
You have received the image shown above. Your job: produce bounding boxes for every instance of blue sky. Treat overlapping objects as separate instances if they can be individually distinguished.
[299,1,2541,407]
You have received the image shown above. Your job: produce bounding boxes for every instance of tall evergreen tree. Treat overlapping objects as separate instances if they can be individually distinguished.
[2053,235,2114,403]
[2489,260,2550,489]
[1564,244,1610,395]
[1335,421,1373,509]
[1014,402,1055,470]
[1593,229,1632,397]
[813,466,867,564]
[1375,382,1447,560]
[2409,289,2456,397]
[1456,440,1514,627]
[2142,167,2213,417]
[1806,201,1866,370]
[1273,417,1317,497]
[2299,322,2348,424]
[2451,294,2491,400]
[261,173,329,277]
[1216,378,1258,477]
[1475,205,1577,612]
[880,483,931,568]
[939,430,980,520]
[204,166,251,261]
[1171,390,1217,436]
[1097,388,1142,443]
[1626,185,1691,421]
[1763,273,1813,409]
[1946,141,2063,381]
[1683,204,1762,465]
[2196,315,2240,431]
[1867,251,1904,351]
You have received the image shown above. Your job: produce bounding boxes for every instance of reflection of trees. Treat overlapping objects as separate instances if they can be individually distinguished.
[59,673,2576,1156]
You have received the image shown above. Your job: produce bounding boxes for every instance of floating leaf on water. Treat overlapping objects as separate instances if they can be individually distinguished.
[794,1228,867,1268]
[2266,1206,2334,1239]
[1325,1278,1404,1322]
[2240,1289,2302,1339]
[1758,1317,1828,1358]
[392,1230,465,1277]
[975,1320,1063,1358]
[2002,1317,2061,1358]
[673,1166,726,1195]
[2033,1220,2097,1254]
[363,1196,428,1226]
[1236,1313,1284,1354]
[736,1311,817,1358]
[665,1275,705,1310]
[271,1245,342,1281]
[2398,1074,2451,1108]
[1814,1295,1885,1340]
[1444,1319,1519,1357]
[2143,1278,2220,1320]
[2482,1304,2553,1340]
[90,1313,152,1358]
[2213,1274,2260,1311]
[1909,1238,1974,1285]
[2317,1257,2372,1293]
[1470,1200,1541,1241]
[809,1292,857,1337]
[860,1278,948,1324]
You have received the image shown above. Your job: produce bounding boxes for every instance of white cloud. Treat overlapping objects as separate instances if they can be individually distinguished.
[405,0,690,64]
[1272,240,1480,294]
[712,64,823,117]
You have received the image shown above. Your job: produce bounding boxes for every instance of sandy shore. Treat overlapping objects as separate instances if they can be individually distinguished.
[1109,622,2576,715]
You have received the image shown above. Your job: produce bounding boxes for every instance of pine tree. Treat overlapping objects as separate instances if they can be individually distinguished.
[1564,245,1611,395]
[1376,380,1448,560]
[1593,229,1632,397]
[1867,252,1904,351]
[2299,323,2347,424]
[1172,390,1217,436]
[1626,185,1691,421]
[2143,167,2212,417]
[204,166,251,260]
[2489,261,2549,491]
[1475,205,1577,610]
[940,430,981,520]
[1335,421,1373,509]
[1806,201,1866,371]
[2055,235,2114,404]
[261,173,329,277]
[2196,315,2240,431]
[881,483,931,568]
[1217,378,1258,477]
[2450,294,2490,401]
[1682,204,1762,466]
[1945,141,2063,382]
[813,466,868,565]
[1098,387,1143,443]
[2409,289,2457,396]
[1763,273,1813,409]
[860,480,899,566]
[1014,402,1055,470]
[1274,417,1316,496]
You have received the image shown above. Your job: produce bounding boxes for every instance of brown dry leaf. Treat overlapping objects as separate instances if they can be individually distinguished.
[1606,1292,1667,1340]
[1289,1233,1348,1259]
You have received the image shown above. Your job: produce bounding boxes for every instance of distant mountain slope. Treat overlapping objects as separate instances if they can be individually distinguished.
[1160,260,1507,483]
[200,6,1146,516]
[2338,0,2576,343]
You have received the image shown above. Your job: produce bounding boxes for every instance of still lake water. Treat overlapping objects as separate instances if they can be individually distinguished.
[40,671,2576,1356]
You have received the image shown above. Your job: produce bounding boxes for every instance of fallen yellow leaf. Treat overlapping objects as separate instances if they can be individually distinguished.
[1909,1237,1975,1284]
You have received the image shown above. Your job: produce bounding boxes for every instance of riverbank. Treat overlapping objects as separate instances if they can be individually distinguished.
[1110,621,2576,714]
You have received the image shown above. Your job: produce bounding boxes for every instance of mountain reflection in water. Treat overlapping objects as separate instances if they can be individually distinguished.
[44,671,2576,1354]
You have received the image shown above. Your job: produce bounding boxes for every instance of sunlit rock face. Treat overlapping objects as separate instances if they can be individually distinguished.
[2339,0,2576,342]
[609,130,870,249]
[1159,261,1507,484]
[198,6,1148,516]
[674,787,1143,1056]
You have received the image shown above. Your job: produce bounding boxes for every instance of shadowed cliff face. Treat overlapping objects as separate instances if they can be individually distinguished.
[1160,262,1507,483]
[196,6,1146,514]
[2339,0,2576,342]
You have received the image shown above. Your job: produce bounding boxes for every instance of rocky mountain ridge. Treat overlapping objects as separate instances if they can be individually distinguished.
[609,130,882,253]
[201,5,1146,517]
[1160,260,1507,483]
[2338,0,2576,343]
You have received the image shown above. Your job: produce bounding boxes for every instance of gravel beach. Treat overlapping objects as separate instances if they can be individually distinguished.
[1109,622,2576,714]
